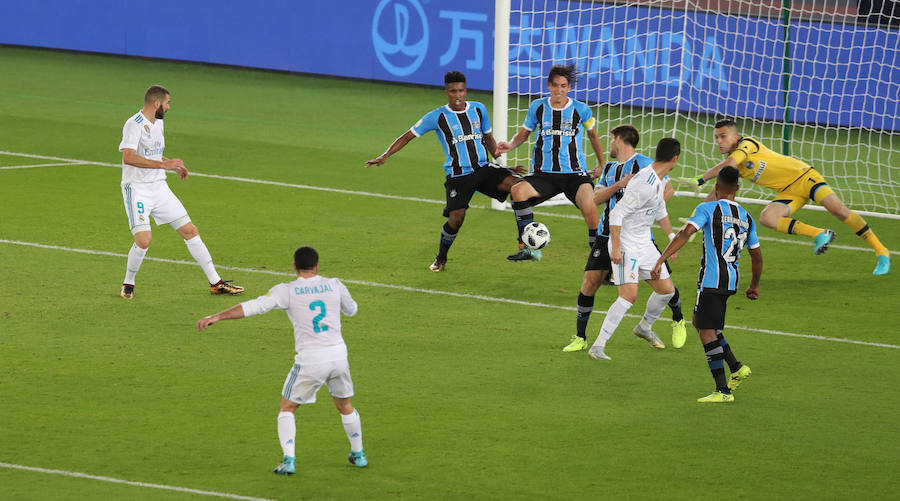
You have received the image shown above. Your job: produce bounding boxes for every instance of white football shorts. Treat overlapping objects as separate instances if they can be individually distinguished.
[609,241,670,285]
[121,180,190,234]
[281,358,354,404]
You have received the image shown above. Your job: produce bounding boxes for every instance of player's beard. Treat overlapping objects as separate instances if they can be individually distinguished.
[155,105,166,120]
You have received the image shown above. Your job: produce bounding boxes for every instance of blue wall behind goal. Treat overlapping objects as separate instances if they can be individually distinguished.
[1,0,896,130]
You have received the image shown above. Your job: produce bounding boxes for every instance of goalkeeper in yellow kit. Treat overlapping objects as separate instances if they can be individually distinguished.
[695,119,890,276]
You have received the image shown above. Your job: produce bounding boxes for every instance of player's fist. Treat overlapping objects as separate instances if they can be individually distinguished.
[495,141,513,155]
[197,315,217,330]
[745,286,759,300]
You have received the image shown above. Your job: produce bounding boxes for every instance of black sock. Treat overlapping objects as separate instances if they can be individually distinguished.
[576,293,595,339]
[588,228,597,249]
[717,331,742,373]
[669,287,683,322]
[437,222,458,260]
[512,200,534,241]
[703,339,729,393]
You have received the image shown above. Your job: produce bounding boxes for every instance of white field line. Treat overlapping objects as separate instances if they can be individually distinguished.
[0,462,277,501]
[2,238,898,351]
[0,150,895,255]
[0,161,85,170]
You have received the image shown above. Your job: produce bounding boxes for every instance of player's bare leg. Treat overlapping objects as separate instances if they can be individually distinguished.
[573,183,599,248]
[762,202,834,254]
[333,397,366,467]
[122,230,152,298]
[175,222,244,293]
[819,193,891,274]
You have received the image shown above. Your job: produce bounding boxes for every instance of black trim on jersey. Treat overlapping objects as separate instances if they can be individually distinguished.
[739,137,761,151]
[533,104,545,172]
[809,181,826,200]
[437,114,462,176]
[569,109,582,172]
[475,106,486,156]
[457,111,481,169]
[551,108,562,172]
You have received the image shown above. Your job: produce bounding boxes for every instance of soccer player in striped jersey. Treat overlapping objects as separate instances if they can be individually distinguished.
[118,85,243,299]
[197,246,367,472]
[697,119,889,275]
[563,126,687,352]
[495,64,605,262]
[587,138,682,361]
[654,166,763,403]
[366,71,524,272]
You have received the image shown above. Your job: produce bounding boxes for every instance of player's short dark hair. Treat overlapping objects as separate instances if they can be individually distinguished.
[715,119,737,130]
[548,64,577,86]
[717,166,741,189]
[144,85,169,104]
[655,138,681,162]
[294,246,319,270]
[444,71,466,86]
[610,124,639,148]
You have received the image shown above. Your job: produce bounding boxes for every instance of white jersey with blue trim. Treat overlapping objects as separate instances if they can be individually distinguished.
[118,110,166,185]
[687,199,760,295]
[241,275,358,363]
[596,153,654,237]
[608,166,668,252]
[410,101,492,178]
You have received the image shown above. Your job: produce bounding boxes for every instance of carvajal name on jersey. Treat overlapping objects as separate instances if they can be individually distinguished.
[721,215,749,228]
[294,284,333,295]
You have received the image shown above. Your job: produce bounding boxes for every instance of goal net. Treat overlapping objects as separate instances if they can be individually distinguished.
[493,0,900,218]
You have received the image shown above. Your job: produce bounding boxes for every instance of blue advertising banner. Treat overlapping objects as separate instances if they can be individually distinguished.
[1,0,897,130]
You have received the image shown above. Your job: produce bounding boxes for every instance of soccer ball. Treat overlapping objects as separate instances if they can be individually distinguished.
[522,222,551,250]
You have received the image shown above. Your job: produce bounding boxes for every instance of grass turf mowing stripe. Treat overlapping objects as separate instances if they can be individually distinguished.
[2,237,897,350]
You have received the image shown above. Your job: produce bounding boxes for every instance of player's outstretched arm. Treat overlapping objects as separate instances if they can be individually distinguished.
[365,130,416,167]
[697,158,737,186]
[652,225,696,279]
[746,246,763,300]
[495,127,530,155]
[197,304,246,330]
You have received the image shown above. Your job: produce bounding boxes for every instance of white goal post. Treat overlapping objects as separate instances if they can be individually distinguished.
[492,0,900,220]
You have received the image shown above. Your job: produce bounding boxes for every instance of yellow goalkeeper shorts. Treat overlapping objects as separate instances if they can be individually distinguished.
[770,168,835,215]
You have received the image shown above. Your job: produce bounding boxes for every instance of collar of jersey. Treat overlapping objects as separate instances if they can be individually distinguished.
[443,102,470,113]
[547,97,572,111]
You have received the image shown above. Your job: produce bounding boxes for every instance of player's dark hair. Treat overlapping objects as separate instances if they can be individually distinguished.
[610,124,639,148]
[144,85,169,104]
[444,71,466,86]
[548,64,577,86]
[294,246,319,270]
[715,119,737,129]
[655,138,681,162]
[717,166,741,189]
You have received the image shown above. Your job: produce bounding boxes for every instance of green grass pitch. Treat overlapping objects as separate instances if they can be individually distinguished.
[1,46,898,500]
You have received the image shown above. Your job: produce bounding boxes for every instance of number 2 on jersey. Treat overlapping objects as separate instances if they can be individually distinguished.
[722,227,747,263]
[309,300,328,333]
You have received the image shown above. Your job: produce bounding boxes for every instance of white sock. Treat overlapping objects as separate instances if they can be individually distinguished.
[592,297,633,348]
[277,411,296,458]
[184,235,221,285]
[341,409,363,452]
[638,292,675,332]
[124,244,147,284]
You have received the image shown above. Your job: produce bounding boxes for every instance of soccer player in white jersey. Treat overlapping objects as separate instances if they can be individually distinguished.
[588,138,682,361]
[118,85,243,298]
[197,246,366,473]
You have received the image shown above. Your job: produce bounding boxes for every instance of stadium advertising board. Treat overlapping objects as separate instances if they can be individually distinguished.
[1,0,896,130]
